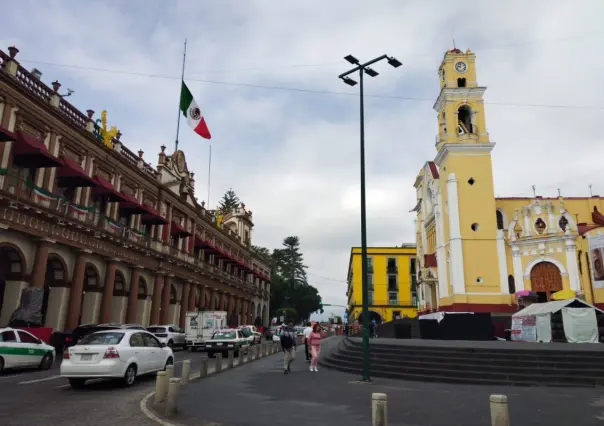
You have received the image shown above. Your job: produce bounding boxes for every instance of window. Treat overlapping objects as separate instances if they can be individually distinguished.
[410,258,417,275]
[387,258,397,274]
[508,275,516,294]
[388,292,398,305]
[387,275,397,291]
[559,216,569,232]
[392,311,401,320]
[457,105,473,134]
[496,210,504,230]
[368,291,373,305]
[365,257,373,272]
[129,333,145,347]
[367,274,373,289]
[457,77,466,87]
[142,333,161,348]
[17,331,38,344]
[0,330,16,342]
[535,218,546,234]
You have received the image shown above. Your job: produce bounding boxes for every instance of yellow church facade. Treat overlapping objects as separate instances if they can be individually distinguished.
[412,48,604,315]
[346,246,418,323]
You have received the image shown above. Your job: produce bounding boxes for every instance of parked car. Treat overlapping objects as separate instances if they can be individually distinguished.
[272,326,282,343]
[147,324,187,349]
[65,323,146,349]
[238,325,262,345]
[0,327,56,374]
[60,329,174,388]
[204,329,250,358]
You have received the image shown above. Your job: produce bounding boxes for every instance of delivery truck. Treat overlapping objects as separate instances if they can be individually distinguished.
[185,310,227,351]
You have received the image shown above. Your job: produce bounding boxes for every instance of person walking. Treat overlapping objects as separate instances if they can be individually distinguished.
[280,320,297,374]
[303,321,313,362]
[307,323,323,372]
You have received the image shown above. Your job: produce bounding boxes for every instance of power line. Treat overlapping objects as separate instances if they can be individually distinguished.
[17,58,604,111]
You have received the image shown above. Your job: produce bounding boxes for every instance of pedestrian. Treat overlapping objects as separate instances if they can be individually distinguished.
[307,323,323,372]
[280,320,297,374]
[303,321,313,362]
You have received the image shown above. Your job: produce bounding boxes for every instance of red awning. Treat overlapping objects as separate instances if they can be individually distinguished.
[0,127,15,143]
[91,176,127,202]
[118,192,148,215]
[171,221,191,237]
[141,204,168,225]
[56,155,97,188]
[593,208,604,226]
[12,130,62,169]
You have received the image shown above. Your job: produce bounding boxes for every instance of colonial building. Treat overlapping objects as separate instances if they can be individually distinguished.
[412,47,604,315]
[0,46,271,332]
[346,246,418,323]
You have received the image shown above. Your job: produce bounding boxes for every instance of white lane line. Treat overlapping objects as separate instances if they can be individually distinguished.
[19,374,62,385]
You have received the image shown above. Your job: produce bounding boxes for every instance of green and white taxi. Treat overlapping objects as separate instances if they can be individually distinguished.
[0,327,55,374]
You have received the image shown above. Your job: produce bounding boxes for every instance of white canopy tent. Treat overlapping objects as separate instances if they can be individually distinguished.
[512,298,604,343]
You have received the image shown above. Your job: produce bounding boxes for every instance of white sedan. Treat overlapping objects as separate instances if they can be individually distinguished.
[60,329,174,388]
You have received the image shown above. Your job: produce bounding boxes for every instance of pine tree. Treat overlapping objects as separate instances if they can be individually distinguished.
[279,236,308,287]
[218,188,240,213]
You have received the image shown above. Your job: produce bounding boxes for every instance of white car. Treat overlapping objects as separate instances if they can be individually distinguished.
[60,329,174,388]
[238,325,262,345]
[0,327,55,374]
[147,324,187,349]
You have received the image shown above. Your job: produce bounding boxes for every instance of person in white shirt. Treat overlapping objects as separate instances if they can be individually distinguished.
[303,322,313,362]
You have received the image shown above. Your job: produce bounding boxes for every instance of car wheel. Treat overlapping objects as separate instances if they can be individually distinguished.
[191,346,197,352]
[123,364,137,387]
[0,357,4,374]
[69,378,86,389]
[39,353,54,370]
[182,342,188,351]
[164,358,174,370]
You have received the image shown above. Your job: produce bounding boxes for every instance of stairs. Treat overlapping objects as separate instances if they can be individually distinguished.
[320,337,604,387]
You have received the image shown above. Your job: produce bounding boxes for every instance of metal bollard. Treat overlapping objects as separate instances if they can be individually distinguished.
[165,364,174,381]
[165,378,181,417]
[215,353,223,373]
[181,359,191,385]
[372,393,388,426]
[227,350,234,369]
[489,395,510,426]
[155,371,168,403]
[200,358,208,378]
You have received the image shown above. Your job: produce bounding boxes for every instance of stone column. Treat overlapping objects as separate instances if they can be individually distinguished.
[210,289,217,310]
[99,261,118,323]
[160,275,172,324]
[187,283,196,312]
[243,299,249,325]
[30,239,51,289]
[125,267,141,323]
[150,273,164,325]
[179,281,190,328]
[220,292,228,311]
[65,252,89,329]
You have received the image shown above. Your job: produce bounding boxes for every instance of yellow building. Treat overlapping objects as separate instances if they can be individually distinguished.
[412,47,604,315]
[346,246,418,323]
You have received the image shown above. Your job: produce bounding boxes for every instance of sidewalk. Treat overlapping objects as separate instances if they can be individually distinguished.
[160,337,604,426]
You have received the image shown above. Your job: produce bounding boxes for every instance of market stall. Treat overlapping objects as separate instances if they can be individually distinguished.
[511,298,604,343]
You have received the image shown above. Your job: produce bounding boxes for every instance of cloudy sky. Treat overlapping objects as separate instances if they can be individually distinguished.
[2,0,603,319]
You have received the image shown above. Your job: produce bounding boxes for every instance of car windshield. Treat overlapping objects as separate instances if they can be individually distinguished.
[147,327,166,334]
[239,328,251,337]
[212,331,236,340]
[78,332,124,346]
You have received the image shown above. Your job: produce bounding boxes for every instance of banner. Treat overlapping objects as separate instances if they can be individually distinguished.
[588,234,604,288]
[511,315,537,342]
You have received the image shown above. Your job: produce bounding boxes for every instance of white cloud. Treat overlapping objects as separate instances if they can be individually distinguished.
[2,0,603,318]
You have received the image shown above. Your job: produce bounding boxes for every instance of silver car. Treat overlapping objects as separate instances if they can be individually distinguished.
[147,325,187,349]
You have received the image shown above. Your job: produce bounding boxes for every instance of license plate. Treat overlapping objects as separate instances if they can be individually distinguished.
[80,354,92,361]
[217,342,223,346]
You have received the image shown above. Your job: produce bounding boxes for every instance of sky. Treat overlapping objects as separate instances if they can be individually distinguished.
[2,0,604,321]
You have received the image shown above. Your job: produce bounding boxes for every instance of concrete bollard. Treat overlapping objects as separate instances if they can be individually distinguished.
[372,393,388,426]
[215,353,223,373]
[258,344,264,358]
[227,350,234,369]
[265,343,269,356]
[244,348,249,363]
[155,371,168,403]
[237,350,243,366]
[252,345,258,360]
[165,378,181,417]
[489,395,510,426]
[200,358,208,379]
[165,364,174,381]
[181,359,191,385]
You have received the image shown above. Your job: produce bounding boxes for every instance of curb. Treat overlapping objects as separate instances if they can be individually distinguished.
[140,342,282,426]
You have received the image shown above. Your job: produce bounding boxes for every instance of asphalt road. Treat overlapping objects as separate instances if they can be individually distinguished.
[0,346,228,426]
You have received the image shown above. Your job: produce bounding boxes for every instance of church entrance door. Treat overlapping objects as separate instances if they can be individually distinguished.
[530,262,563,303]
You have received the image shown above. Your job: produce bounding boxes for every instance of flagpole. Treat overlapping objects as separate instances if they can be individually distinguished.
[207,144,212,208]
[175,39,187,152]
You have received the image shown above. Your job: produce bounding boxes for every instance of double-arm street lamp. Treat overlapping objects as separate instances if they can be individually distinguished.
[338,54,402,382]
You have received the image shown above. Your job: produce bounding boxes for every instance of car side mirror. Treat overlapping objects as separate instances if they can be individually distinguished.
[160,342,167,348]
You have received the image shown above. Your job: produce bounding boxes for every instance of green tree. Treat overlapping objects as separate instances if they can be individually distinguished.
[218,188,240,213]
[279,236,308,287]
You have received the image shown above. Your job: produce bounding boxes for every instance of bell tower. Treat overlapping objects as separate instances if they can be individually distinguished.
[434,48,502,299]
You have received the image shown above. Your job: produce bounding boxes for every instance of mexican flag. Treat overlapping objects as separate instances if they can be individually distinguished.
[179,81,211,139]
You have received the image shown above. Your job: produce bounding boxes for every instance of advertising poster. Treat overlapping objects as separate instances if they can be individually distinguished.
[588,234,604,289]
[511,315,537,342]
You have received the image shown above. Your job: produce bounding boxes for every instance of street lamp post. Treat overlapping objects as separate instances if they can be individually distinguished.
[338,54,402,382]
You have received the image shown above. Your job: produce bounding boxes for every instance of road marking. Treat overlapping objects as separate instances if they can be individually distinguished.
[19,375,61,385]
[140,391,179,426]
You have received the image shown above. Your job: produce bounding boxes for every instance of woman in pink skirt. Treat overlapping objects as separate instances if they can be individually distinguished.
[307,323,323,372]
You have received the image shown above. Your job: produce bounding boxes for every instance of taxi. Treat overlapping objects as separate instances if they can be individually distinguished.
[0,327,56,374]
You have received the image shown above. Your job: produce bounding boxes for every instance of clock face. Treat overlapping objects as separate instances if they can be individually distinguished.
[174,151,185,172]
[454,61,467,73]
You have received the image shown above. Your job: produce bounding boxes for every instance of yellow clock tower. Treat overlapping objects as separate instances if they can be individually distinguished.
[433,48,501,301]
